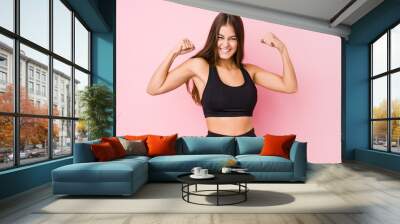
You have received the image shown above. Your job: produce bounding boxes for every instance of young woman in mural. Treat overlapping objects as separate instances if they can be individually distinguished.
[147,13,297,137]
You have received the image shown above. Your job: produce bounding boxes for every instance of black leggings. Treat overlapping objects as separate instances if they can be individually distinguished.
[207,128,256,137]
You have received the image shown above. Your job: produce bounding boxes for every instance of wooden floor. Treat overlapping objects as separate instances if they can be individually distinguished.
[1,162,400,224]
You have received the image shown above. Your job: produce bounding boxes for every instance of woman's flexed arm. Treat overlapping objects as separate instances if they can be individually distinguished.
[146,39,196,95]
[252,33,297,93]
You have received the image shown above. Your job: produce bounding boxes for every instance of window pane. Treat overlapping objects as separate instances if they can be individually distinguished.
[53,59,72,117]
[372,33,387,76]
[53,119,72,158]
[74,69,89,118]
[20,44,49,115]
[75,120,88,143]
[392,72,400,118]
[74,17,89,70]
[372,121,388,151]
[20,117,49,165]
[20,0,49,49]
[53,0,72,60]
[0,116,13,170]
[0,0,14,32]
[391,120,400,153]
[0,34,14,112]
[372,77,387,119]
[391,24,400,70]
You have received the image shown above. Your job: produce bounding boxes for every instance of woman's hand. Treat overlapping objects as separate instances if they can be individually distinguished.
[171,38,196,56]
[261,33,286,53]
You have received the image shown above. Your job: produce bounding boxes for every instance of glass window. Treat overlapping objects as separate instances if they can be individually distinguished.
[35,70,40,80]
[391,120,400,153]
[372,77,387,119]
[53,119,72,158]
[392,72,400,118]
[20,0,49,49]
[0,55,7,67]
[28,67,34,79]
[0,116,14,170]
[28,81,34,93]
[74,18,89,70]
[0,71,6,84]
[0,0,92,170]
[53,0,72,60]
[372,33,387,76]
[53,59,71,116]
[372,121,388,151]
[19,117,49,165]
[0,0,14,32]
[20,44,49,115]
[75,120,88,143]
[36,84,40,95]
[0,34,13,113]
[391,24,400,70]
[74,69,89,118]
[371,24,400,154]
[42,85,46,96]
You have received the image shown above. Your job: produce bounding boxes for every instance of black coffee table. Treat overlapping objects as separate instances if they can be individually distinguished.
[177,172,255,206]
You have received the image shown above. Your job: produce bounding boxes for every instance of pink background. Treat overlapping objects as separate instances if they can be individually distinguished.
[116,0,341,163]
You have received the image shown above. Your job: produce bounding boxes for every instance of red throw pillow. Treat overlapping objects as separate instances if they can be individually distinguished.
[260,134,296,159]
[146,134,178,157]
[91,142,117,161]
[101,137,127,158]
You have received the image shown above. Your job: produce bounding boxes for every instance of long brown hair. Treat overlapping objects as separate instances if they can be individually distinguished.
[186,13,245,105]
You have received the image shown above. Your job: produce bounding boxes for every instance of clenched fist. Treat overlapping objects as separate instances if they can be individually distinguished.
[172,38,195,56]
[261,32,286,53]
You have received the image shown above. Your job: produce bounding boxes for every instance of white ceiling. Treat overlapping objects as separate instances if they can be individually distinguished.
[168,0,384,38]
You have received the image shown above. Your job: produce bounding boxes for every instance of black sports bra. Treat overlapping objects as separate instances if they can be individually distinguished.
[201,65,257,117]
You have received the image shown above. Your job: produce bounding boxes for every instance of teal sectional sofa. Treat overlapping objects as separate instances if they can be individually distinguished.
[52,136,307,196]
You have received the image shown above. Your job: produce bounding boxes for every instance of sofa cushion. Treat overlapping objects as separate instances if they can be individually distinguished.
[114,155,150,163]
[91,142,118,161]
[101,137,127,158]
[52,158,148,183]
[236,155,293,172]
[74,139,100,163]
[148,154,235,172]
[118,138,147,156]
[147,134,178,157]
[235,137,264,155]
[260,134,296,159]
[176,137,235,155]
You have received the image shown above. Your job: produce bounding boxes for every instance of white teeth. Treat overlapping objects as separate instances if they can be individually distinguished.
[221,49,230,53]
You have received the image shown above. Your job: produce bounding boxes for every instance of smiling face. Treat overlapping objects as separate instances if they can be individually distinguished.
[217,24,238,60]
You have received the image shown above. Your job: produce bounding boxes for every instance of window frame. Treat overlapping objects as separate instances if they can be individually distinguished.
[0,0,92,171]
[370,20,400,154]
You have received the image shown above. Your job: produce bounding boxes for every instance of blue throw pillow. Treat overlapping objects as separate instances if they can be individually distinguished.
[235,137,264,155]
[177,136,235,155]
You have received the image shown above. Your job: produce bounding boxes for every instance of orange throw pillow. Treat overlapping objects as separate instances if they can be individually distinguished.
[146,134,178,157]
[101,137,127,158]
[91,142,117,161]
[260,134,296,159]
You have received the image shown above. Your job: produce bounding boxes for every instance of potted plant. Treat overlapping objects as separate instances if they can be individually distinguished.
[79,84,113,140]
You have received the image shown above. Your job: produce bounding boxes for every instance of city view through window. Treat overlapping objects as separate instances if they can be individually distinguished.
[0,0,90,170]
[371,23,400,153]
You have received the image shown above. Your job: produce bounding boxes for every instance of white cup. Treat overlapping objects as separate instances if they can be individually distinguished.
[191,167,202,176]
[221,167,232,174]
[200,169,208,176]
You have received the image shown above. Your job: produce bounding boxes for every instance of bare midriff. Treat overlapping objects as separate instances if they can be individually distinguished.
[205,116,254,136]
